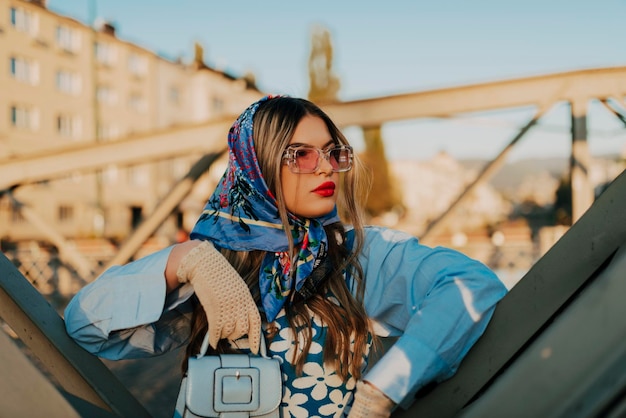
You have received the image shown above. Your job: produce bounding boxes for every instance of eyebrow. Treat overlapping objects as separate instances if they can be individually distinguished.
[289,139,336,148]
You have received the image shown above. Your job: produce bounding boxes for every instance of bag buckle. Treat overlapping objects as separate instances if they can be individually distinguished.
[214,367,260,412]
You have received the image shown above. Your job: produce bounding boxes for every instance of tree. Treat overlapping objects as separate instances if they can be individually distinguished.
[306,25,400,217]
[361,125,402,217]
[307,25,340,103]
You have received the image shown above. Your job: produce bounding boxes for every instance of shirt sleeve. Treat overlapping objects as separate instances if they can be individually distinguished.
[358,226,508,409]
[64,245,195,360]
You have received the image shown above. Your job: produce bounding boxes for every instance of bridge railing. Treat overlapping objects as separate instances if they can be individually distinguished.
[0,252,151,417]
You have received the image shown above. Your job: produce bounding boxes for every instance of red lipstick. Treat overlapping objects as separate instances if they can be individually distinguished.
[313,181,335,197]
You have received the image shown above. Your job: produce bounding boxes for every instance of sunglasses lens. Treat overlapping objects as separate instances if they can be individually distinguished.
[329,147,352,171]
[294,148,319,172]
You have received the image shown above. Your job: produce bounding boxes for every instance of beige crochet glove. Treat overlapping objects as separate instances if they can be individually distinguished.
[348,381,395,418]
[177,240,261,354]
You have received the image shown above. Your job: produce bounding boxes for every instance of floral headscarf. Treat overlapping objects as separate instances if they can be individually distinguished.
[190,95,340,322]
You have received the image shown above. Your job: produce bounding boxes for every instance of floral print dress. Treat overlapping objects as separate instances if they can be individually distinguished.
[267,299,372,418]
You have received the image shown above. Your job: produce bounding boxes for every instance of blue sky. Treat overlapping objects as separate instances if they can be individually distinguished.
[48,0,626,161]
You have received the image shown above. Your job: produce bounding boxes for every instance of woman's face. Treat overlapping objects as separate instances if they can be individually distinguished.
[280,115,339,218]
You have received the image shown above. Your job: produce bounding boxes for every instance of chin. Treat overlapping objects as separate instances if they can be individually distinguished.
[295,204,336,219]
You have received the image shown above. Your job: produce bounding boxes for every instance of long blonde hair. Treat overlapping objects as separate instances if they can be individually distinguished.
[184,97,373,381]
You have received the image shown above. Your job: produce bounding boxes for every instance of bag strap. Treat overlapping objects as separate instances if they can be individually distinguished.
[197,326,269,359]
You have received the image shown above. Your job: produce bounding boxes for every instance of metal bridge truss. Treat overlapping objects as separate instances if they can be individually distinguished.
[1,157,624,417]
[1,66,625,280]
[1,67,626,416]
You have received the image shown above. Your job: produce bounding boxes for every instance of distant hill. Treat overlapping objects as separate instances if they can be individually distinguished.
[459,154,623,191]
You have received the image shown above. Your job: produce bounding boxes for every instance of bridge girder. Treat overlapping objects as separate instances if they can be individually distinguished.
[1,66,624,191]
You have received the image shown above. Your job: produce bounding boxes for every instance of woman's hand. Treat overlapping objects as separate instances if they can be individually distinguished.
[348,381,395,418]
[175,240,262,354]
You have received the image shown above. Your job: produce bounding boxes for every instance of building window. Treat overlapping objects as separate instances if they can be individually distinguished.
[128,93,146,113]
[103,164,119,184]
[10,105,39,130]
[56,114,82,139]
[56,70,82,95]
[95,42,117,65]
[58,205,74,222]
[56,25,81,53]
[130,206,143,230]
[127,165,149,187]
[10,7,38,36]
[60,171,82,184]
[128,52,147,76]
[96,123,120,141]
[169,86,180,105]
[10,56,39,85]
[96,85,117,105]
[212,96,224,113]
[11,204,25,223]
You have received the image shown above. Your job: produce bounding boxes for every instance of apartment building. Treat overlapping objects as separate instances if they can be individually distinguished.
[0,0,262,244]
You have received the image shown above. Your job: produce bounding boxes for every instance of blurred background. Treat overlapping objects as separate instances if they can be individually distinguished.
[1,0,625,416]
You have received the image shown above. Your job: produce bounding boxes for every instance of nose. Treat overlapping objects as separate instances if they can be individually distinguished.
[316,153,334,175]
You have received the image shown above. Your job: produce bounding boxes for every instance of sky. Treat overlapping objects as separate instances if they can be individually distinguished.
[48,0,626,161]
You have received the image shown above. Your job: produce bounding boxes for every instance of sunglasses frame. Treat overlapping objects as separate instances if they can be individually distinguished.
[282,144,354,174]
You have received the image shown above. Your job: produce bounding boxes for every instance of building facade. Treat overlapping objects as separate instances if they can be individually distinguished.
[0,0,262,244]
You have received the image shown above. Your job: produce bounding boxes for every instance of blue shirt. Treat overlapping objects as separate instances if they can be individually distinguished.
[64,226,507,409]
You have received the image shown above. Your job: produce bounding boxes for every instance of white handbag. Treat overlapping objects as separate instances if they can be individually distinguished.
[174,330,282,418]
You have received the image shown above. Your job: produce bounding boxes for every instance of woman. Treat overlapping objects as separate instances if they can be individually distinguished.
[65,96,508,417]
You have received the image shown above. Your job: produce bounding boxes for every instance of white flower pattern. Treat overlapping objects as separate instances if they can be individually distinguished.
[318,389,353,418]
[270,323,323,364]
[281,386,309,417]
[270,303,372,417]
[293,362,343,400]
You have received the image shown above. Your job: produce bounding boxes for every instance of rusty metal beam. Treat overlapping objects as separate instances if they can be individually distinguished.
[99,151,225,275]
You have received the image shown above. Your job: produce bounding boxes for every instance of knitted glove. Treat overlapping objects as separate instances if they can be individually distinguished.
[348,381,395,418]
[177,240,261,354]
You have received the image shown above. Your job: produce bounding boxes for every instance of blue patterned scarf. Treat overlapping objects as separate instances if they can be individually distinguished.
[190,96,340,322]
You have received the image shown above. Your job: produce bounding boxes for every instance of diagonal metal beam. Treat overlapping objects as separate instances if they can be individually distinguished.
[0,328,84,417]
[6,192,96,279]
[420,102,553,242]
[460,243,626,418]
[98,151,226,275]
[600,98,626,128]
[0,253,151,417]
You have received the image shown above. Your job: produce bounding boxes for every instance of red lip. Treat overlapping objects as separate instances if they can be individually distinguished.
[313,181,336,197]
